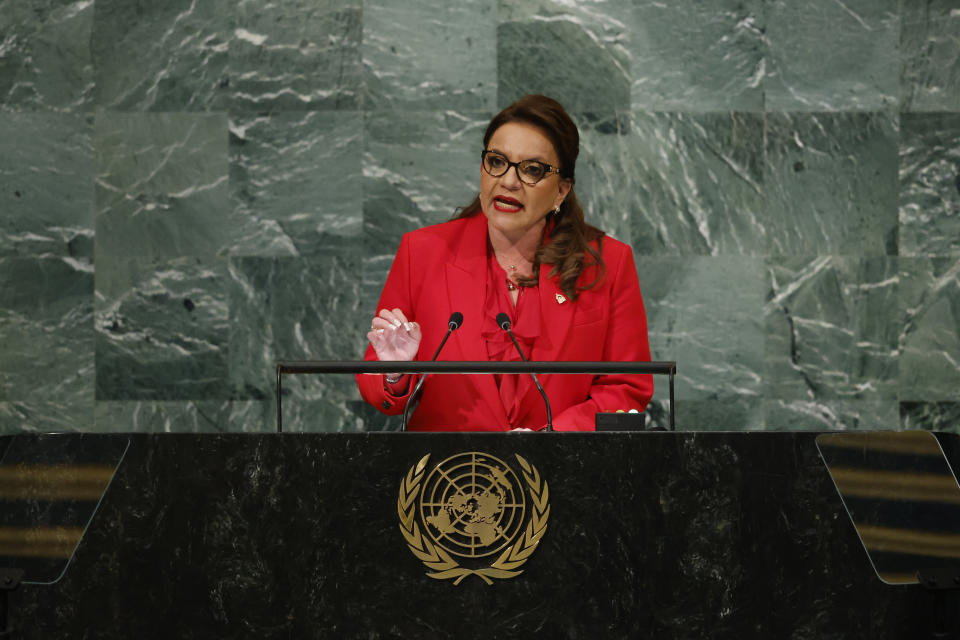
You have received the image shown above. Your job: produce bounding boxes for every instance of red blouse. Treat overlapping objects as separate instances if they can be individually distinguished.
[481,254,542,429]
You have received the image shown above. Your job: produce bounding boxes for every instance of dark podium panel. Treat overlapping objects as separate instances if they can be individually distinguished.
[5,432,958,639]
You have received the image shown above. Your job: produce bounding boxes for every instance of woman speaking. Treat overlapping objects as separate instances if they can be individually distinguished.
[357,95,653,431]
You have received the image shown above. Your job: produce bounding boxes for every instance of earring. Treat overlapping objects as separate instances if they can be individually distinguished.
[553,205,561,214]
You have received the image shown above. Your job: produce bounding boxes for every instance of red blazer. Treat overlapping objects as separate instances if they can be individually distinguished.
[357,213,654,431]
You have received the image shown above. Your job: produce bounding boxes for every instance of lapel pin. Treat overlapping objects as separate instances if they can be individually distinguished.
[555,293,566,304]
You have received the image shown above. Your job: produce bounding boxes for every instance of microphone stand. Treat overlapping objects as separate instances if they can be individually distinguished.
[401,314,462,432]
[497,313,553,432]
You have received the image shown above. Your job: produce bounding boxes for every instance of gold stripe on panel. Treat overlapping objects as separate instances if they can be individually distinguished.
[0,464,115,501]
[0,526,84,558]
[829,467,960,504]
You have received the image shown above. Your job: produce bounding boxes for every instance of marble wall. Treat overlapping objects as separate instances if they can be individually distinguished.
[1,0,958,433]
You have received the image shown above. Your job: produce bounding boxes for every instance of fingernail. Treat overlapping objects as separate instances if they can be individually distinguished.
[404,322,412,331]
[392,319,402,328]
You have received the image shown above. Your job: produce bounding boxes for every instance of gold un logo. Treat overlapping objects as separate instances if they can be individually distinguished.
[397,452,550,585]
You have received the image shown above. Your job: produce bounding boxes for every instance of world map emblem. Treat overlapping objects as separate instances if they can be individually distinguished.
[397,452,550,585]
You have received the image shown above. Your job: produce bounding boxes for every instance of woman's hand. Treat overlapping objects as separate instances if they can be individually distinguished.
[367,308,421,362]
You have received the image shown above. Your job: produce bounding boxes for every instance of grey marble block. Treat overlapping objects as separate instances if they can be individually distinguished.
[362,109,487,260]
[900,402,960,433]
[765,256,900,401]
[899,113,960,256]
[94,400,268,433]
[229,0,361,110]
[582,111,765,255]
[497,0,631,111]
[0,112,93,257]
[641,256,765,405]
[92,0,230,111]
[899,257,960,401]
[0,256,94,431]
[95,255,230,400]
[631,0,764,112]
[764,112,898,256]
[362,0,496,110]
[900,0,960,112]
[647,397,766,431]
[763,398,900,431]
[227,252,366,431]
[0,0,94,109]
[765,0,899,111]
[229,111,362,256]
[567,111,634,245]
[94,112,232,259]
[0,400,94,435]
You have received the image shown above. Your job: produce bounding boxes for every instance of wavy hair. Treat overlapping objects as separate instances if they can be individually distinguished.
[453,95,605,301]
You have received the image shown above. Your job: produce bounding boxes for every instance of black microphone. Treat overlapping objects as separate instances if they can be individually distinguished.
[496,312,553,432]
[401,312,463,431]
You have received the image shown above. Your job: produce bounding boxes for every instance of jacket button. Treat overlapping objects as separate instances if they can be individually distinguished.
[382,401,391,410]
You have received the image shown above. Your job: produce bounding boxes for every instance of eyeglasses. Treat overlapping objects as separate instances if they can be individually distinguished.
[481,150,561,186]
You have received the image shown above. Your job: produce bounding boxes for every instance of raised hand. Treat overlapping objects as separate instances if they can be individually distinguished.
[367,308,421,362]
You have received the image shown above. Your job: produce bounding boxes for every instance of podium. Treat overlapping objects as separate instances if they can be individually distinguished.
[3,431,958,638]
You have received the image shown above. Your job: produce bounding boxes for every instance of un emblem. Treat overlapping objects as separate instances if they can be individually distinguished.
[397,452,550,585]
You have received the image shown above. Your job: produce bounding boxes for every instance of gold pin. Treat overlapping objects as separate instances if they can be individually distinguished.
[555,293,566,304]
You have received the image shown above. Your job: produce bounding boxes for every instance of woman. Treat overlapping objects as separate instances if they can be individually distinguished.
[357,95,653,431]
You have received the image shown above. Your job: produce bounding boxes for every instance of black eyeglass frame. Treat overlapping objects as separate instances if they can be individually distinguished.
[481,150,562,185]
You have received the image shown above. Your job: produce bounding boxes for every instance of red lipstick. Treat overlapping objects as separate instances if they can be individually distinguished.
[493,196,523,212]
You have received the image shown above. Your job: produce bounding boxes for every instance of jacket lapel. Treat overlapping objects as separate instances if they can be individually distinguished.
[444,215,510,426]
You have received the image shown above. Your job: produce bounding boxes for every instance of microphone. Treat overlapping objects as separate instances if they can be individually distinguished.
[495,312,553,432]
[401,312,463,431]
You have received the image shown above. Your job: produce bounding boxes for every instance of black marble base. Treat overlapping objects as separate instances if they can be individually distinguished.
[5,432,957,639]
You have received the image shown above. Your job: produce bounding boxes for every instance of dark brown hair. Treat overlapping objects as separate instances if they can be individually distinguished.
[454,94,605,301]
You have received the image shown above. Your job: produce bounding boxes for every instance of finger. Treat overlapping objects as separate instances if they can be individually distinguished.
[377,308,401,328]
[407,321,422,340]
[371,317,391,331]
[391,308,412,330]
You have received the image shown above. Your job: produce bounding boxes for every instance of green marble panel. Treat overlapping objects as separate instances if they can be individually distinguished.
[765,256,899,401]
[362,0,496,110]
[0,113,93,257]
[765,0,898,110]
[640,256,765,404]
[94,113,233,259]
[899,113,960,256]
[900,402,960,434]
[763,399,899,430]
[0,0,94,109]
[95,255,229,400]
[91,0,229,110]
[0,401,93,435]
[280,398,372,433]
[94,401,267,433]
[582,111,764,254]
[362,109,487,261]
[899,257,960,401]
[229,111,361,256]
[631,0,764,111]
[647,398,766,431]
[227,251,365,431]
[900,0,960,112]
[0,256,93,430]
[229,0,361,110]
[764,112,898,256]
[497,0,631,111]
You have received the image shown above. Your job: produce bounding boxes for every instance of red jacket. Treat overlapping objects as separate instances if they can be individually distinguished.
[357,213,653,431]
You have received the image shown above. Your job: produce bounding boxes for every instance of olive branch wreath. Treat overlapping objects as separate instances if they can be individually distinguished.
[397,453,550,586]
